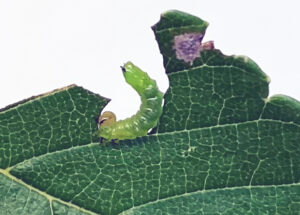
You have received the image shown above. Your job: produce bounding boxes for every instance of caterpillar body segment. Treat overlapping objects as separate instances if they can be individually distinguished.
[97,62,163,142]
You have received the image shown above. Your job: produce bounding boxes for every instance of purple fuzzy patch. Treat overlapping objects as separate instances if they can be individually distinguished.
[173,33,204,65]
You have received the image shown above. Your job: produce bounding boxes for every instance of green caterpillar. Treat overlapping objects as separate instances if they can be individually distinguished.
[97,62,163,142]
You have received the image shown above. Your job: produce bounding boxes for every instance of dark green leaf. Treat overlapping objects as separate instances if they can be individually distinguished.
[1,10,299,215]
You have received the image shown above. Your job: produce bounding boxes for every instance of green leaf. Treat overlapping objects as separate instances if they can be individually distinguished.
[1,10,300,215]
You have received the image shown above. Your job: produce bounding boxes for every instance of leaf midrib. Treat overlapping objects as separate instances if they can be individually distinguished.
[2,118,299,214]
[5,118,300,171]
[119,182,300,215]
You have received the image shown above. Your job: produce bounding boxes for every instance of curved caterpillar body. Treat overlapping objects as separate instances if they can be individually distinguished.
[97,62,163,142]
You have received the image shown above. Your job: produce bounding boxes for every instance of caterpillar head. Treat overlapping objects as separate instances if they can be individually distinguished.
[122,62,152,95]
[98,111,116,127]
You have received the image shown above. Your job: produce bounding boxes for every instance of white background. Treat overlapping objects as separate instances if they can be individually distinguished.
[1,0,299,120]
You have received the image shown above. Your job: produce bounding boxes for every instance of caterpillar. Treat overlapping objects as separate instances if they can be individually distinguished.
[97,62,163,142]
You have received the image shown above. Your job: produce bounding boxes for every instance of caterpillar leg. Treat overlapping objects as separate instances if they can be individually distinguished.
[99,137,119,146]
[99,137,111,147]
[111,139,120,145]
[99,137,105,144]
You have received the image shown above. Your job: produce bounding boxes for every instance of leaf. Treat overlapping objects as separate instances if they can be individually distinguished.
[1,10,300,215]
